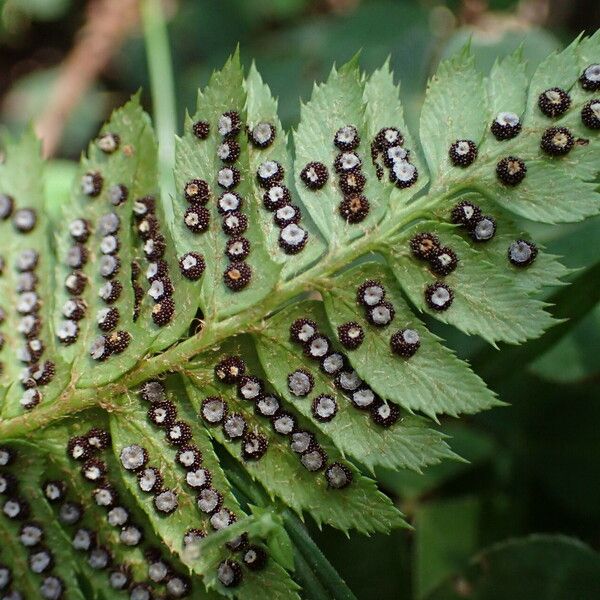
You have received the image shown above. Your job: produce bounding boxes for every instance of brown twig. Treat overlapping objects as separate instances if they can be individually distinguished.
[35,0,140,157]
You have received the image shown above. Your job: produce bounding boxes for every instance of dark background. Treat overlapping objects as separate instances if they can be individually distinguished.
[1,1,599,597]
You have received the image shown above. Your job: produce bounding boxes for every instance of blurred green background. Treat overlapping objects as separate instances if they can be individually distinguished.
[1,0,599,598]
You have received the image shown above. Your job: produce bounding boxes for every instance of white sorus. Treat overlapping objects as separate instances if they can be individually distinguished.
[89,336,108,360]
[273,413,295,435]
[197,488,221,513]
[472,217,496,241]
[256,395,280,417]
[257,160,279,179]
[29,548,52,573]
[287,370,313,396]
[99,255,118,277]
[290,431,313,453]
[120,525,142,546]
[321,352,344,374]
[279,224,307,248]
[57,320,78,341]
[40,576,64,600]
[72,528,93,551]
[392,160,416,182]
[148,561,169,583]
[495,111,520,127]
[306,335,329,358]
[337,370,362,391]
[251,122,275,146]
[98,212,120,235]
[210,508,235,530]
[16,248,38,271]
[219,192,241,212]
[154,489,178,513]
[20,524,43,546]
[218,168,235,188]
[107,506,129,526]
[202,397,227,423]
[100,235,118,255]
[351,387,375,408]
[20,388,41,409]
[186,468,210,488]
[301,448,326,471]
[120,445,147,470]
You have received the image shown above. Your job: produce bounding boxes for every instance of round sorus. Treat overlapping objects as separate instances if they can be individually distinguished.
[214,355,246,384]
[272,412,296,436]
[334,151,361,174]
[154,489,178,514]
[237,375,264,401]
[218,111,241,137]
[225,236,251,261]
[428,246,458,276]
[217,559,243,588]
[366,300,395,327]
[356,279,385,307]
[86,428,111,450]
[98,279,121,304]
[390,160,418,188]
[96,131,120,153]
[223,262,252,291]
[287,369,314,397]
[249,121,276,148]
[184,204,210,233]
[184,179,210,204]
[256,160,284,188]
[337,322,364,350]
[540,126,574,156]
[143,235,166,261]
[390,328,421,357]
[470,215,497,242]
[538,87,571,117]
[137,467,163,493]
[334,125,360,151]
[217,139,241,163]
[197,486,223,514]
[450,200,482,229]
[81,171,103,197]
[490,112,521,140]
[339,194,370,223]
[68,218,91,243]
[176,445,202,470]
[312,394,338,422]
[217,191,243,214]
[371,401,400,428]
[13,208,37,233]
[152,297,175,326]
[324,462,353,489]
[425,282,454,311]
[449,139,477,167]
[120,444,148,471]
[192,120,210,139]
[106,330,130,354]
[274,204,301,228]
[263,185,290,211]
[581,99,600,129]
[140,380,166,403]
[374,127,403,150]
[241,432,268,461]
[201,397,228,424]
[97,307,119,332]
[496,156,526,186]
[0,193,13,220]
[508,239,538,267]
[580,64,600,91]
[217,166,241,190]
[304,334,330,361]
[166,421,193,447]
[300,447,327,472]
[279,224,308,254]
[300,161,328,190]
[67,436,91,461]
[148,401,177,428]
[222,211,248,236]
[179,251,205,280]
[339,171,366,195]
[223,413,247,440]
[289,318,318,344]
[410,232,440,260]
[242,545,268,571]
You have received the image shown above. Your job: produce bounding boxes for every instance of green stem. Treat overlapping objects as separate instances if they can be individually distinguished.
[141,0,177,206]
[283,510,358,600]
